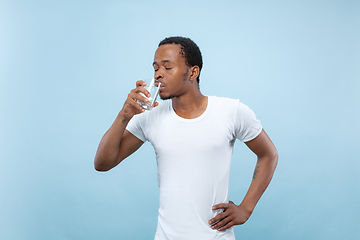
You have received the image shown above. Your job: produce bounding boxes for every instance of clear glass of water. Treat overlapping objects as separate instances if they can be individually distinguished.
[137,78,161,110]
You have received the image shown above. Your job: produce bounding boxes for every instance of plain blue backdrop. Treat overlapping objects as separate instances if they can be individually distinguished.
[1,0,359,239]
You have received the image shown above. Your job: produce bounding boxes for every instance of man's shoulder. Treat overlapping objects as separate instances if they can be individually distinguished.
[210,96,240,107]
[209,96,256,117]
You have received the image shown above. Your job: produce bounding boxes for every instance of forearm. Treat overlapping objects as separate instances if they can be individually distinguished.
[209,154,278,231]
[209,130,278,231]
[240,153,278,213]
[94,110,131,171]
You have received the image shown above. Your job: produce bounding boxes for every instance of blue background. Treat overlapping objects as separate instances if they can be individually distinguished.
[1,0,359,239]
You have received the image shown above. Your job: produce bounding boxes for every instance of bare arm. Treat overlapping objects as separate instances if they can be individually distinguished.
[209,129,278,231]
[94,80,157,171]
[94,113,143,171]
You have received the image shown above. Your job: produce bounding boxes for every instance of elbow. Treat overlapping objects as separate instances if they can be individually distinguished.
[94,157,112,172]
[94,154,123,172]
[94,148,126,171]
[94,164,110,172]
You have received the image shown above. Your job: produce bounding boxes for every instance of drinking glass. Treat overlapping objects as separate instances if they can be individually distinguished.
[137,78,161,110]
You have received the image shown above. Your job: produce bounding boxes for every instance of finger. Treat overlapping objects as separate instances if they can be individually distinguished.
[217,220,235,231]
[131,86,151,98]
[136,80,147,87]
[211,216,232,230]
[128,92,151,105]
[208,212,227,226]
[125,97,145,113]
[212,203,229,211]
[134,81,151,97]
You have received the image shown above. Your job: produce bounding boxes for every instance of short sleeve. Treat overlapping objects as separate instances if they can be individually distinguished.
[234,101,262,142]
[126,113,148,142]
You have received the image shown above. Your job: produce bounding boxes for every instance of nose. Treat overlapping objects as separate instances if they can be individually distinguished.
[154,69,163,80]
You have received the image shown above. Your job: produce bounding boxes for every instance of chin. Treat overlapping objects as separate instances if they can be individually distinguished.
[160,95,172,100]
[160,93,176,100]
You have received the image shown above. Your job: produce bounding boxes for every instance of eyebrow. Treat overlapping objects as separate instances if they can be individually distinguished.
[153,60,173,66]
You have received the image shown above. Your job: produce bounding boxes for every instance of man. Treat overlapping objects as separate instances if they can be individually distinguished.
[94,36,278,239]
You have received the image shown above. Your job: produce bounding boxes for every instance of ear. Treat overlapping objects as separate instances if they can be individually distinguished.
[189,66,200,82]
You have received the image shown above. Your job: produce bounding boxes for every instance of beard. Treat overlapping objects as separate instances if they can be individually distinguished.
[160,94,179,100]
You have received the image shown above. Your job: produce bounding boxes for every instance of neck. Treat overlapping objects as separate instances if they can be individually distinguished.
[171,87,208,119]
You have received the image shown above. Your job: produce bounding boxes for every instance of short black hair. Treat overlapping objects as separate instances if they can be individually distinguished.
[159,36,203,85]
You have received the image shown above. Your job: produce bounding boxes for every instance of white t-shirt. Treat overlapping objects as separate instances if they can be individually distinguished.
[126,96,262,240]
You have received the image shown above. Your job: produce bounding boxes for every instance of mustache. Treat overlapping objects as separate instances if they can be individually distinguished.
[155,81,164,87]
